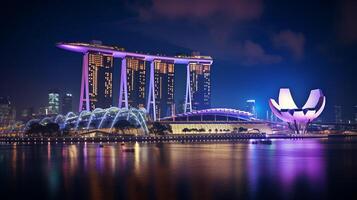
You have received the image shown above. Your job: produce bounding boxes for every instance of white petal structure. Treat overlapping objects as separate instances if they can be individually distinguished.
[269,88,326,125]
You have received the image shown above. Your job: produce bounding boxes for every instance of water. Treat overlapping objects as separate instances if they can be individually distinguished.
[1,138,357,200]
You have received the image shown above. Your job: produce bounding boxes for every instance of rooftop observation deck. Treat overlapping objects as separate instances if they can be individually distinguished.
[57,42,213,64]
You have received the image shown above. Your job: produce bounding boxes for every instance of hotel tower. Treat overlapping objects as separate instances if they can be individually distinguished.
[81,51,113,111]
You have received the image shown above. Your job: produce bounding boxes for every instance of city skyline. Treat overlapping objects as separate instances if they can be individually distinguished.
[1,2,357,200]
[1,0,357,121]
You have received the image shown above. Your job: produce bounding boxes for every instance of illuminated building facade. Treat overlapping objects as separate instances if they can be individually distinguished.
[160,108,272,134]
[269,88,326,134]
[126,57,146,108]
[334,105,342,123]
[84,51,113,111]
[48,90,60,114]
[189,62,211,110]
[153,60,175,119]
[61,93,73,115]
[58,42,213,120]
[245,99,257,118]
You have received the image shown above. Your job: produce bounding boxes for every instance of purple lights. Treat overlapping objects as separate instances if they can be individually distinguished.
[162,108,254,121]
[269,88,326,133]
[58,42,213,120]
[57,42,213,64]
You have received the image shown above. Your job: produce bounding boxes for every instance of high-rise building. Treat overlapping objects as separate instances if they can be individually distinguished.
[245,99,257,118]
[85,51,114,110]
[0,96,16,127]
[189,62,211,110]
[126,57,146,108]
[154,60,175,118]
[61,93,73,114]
[334,105,342,123]
[48,90,60,115]
[354,105,357,123]
[38,106,49,116]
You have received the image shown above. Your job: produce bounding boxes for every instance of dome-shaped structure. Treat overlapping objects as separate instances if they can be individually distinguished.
[31,107,149,135]
[269,88,326,134]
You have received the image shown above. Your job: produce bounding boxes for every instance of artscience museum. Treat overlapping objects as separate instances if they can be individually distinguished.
[269,88,326,134]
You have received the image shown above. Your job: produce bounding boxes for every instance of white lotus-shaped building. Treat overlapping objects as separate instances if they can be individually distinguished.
[269,88,326,133]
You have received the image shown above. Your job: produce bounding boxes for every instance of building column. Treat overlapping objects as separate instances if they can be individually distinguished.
[118,57,128,109]
[79,53,90,112]
[146,60,156,121]
[184,63,193,113]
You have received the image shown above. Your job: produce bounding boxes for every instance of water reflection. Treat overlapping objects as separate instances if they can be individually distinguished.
[2,138,357,199]
[247,139,326,199]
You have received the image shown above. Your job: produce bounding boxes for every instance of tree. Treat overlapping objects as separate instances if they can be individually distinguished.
[198,128,205,133]
[182,128,190,134]
[150,122,171,135]
[44,123,60,136]
[27,122,43,136]
[113,120,135,134]
[238,127,248,133]
[26,122,60,136]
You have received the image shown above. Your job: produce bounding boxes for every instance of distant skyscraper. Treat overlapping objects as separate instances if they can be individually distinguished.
[84,51,113,110]
[48,90,60,115]
[61,93,73,114]
[245,99,257,118]
[38,106,49,116]
[126,57,146,108]
[334,105,342,123]
[154,60,175,118]
[270,111,278,122]
[354,105,357,123]
[189,62,211,110]
[0,96,16,127]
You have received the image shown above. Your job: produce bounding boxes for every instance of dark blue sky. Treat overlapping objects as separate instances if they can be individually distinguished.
[1,0,356,121]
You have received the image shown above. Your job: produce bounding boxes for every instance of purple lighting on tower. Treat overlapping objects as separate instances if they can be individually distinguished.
[184,63,193,113]
[79,53,90,112]
[118,57,128,109]
[146,61,156,121]
[57,42,213,120]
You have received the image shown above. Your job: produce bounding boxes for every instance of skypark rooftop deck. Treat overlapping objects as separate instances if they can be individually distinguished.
[57,42,213,64]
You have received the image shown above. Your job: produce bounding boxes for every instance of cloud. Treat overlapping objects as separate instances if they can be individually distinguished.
[273,30,305,59]
[239,40,282,66]
[337,0,357,44]
[139,0,263,21]
[123,0,281,66]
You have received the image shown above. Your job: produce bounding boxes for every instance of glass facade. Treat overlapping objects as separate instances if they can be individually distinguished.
[86,51,113,110]
[154,60,175,118]
[245,99,257,117]
[126,57,146,108]
[48,90,60,115]
[61,93,73,115]
[189,63,211,110]
[334,105,342,123]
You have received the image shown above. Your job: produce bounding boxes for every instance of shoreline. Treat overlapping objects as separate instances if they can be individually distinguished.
[1,133,357,144]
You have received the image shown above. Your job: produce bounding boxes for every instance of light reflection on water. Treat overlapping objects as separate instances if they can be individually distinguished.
[1,138,357,199]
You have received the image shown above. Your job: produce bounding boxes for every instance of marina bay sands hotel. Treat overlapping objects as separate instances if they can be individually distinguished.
[57,41,213,120]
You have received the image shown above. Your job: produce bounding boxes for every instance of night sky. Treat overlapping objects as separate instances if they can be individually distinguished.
[1,0,356,121]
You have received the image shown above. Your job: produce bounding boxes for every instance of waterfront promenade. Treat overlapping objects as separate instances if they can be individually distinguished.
[2,133,354,144]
